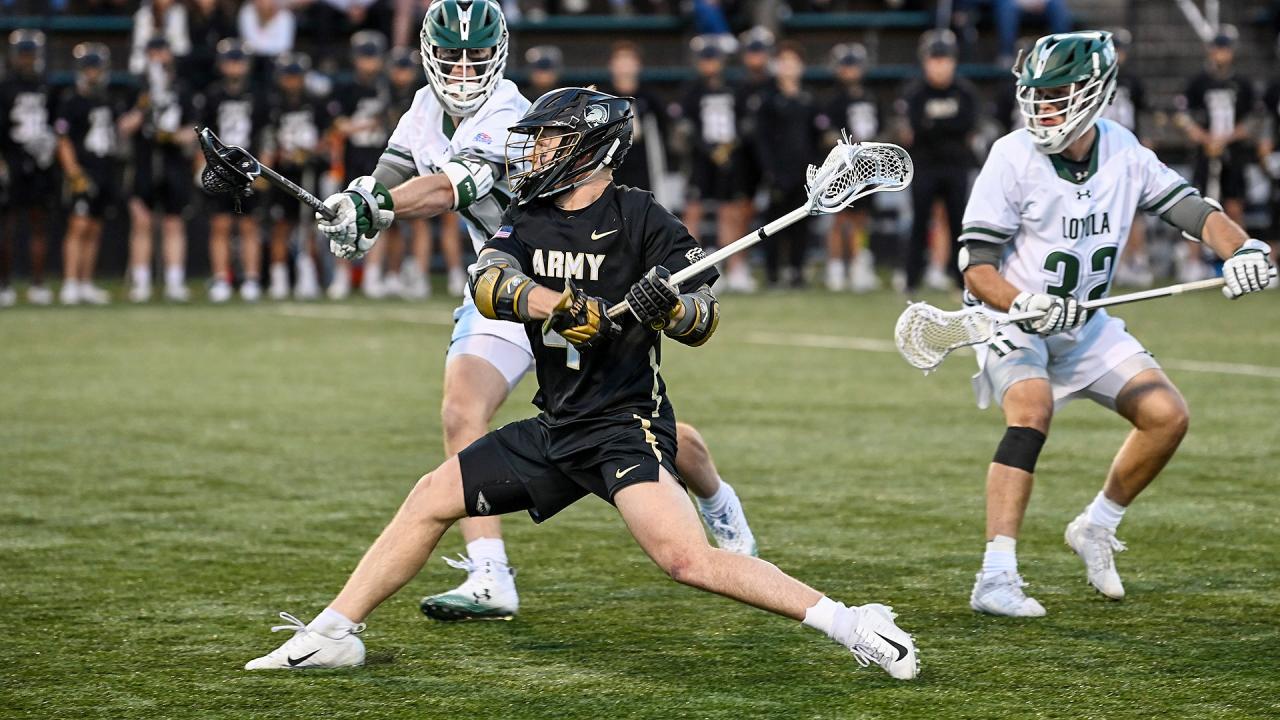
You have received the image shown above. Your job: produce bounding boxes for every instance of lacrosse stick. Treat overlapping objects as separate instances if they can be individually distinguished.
[606,137,914,319]
[895,269,1279,373]
[195,126,336,221]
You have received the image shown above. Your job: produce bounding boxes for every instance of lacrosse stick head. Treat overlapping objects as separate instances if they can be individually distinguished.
[894,302,997,373]
[196,126,258,201]
[804,137,913,215]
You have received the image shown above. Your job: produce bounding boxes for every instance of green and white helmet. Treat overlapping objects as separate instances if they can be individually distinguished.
[1014,31,1118,154]
[420,0,509,117]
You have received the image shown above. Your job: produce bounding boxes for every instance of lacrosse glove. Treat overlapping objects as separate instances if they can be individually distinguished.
[1221,238,1273,299]
[624,265,680,330]
[542,278,619,349]
[1011,291,1084,336]
[320,176,395,260]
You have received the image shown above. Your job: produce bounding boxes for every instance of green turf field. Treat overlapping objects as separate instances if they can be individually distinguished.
[2,287,1278,719]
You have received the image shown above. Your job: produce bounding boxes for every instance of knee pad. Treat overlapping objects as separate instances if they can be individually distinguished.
[993,426,1046,473]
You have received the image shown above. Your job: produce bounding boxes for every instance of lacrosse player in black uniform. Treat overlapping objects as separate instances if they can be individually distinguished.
[245,87,919,680]
[54,43,126,305]
[819,42,881,293]
[327,30,392,299]
[262,52,329,301]
[1102,29,1155,288]
[126,36,194,303]
[0,30,57,306]
[201,38,266,302]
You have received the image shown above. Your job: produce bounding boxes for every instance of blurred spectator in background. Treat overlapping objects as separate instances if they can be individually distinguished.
[675,34,755,292]
[818,42,880,293]
[185,0,238,92]
[0,30,56,307]
[602,40,668,195]
[755,40,819,288]
[384,47,441,299]
[55,43,122,306]
[1261,34,1280,265]
[128,36,193,303]
[263,52,328,301]
[130,0,192,75]
[1103,29,1154,288]
[953,0,1070,66]
[306,0,392,72]
[240,0,297,88]
[898,29,976,295]
[735,25,774,278]
[202,38,265,303]
[524,45,563,100]
[327,31,391,299]
[994,35,1035,132]
[1176,24,1253,281]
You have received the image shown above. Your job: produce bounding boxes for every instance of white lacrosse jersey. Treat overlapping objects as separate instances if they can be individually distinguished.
[380,79,530,253]
[960,119,1195,306]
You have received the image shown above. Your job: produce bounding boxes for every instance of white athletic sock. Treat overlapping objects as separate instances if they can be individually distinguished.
[308,607,357,639]
[164,264,184,289]
[1084,491,1126,531]
[466,537,509,568]
[802,596,857,643]
[131,265,151,288]
[981,534,1018,578]
[695,478,738,519]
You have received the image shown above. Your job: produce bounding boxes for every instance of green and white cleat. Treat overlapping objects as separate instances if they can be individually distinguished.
[420,555,519,621]
[1065,514,1126,600]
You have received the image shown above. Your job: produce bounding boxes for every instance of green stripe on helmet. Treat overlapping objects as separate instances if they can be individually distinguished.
[1017,31,1116,89]
[424,0,505,49]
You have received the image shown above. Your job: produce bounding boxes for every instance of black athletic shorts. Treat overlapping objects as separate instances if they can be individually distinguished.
[68,164,117,218]
[268,163,307,222]
[687,148,747,203]
[4,153,55,210]
[132,144,191,214]
[1192,153,1247,202]
[458,411,679,523]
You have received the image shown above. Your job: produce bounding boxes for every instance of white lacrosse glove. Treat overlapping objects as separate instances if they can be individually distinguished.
[1011,291,1085,336]
[441,155,495,210]
[319,176,395,260]
[1221,238,1273,299]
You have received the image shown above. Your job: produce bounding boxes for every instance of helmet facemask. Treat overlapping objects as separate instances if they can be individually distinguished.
[506,126,605,202]
[420,0,509,117]
[1014,32,1118,155]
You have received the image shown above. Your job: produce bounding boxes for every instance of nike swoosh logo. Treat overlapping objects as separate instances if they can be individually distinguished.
[875,632,909,662]
[591,229,618,241]
[287,649,320,667]
[615,464,640,479]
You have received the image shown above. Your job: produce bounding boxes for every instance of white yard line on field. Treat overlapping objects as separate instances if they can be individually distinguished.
[743,331,1280,380]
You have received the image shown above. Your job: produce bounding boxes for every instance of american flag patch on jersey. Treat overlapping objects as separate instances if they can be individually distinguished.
[474,132,493,144]
[493,225,512,239]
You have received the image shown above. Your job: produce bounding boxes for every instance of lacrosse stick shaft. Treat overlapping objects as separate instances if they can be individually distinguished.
[1005,269,1278,322]
[258,163,337,222]
[606,205,810,319]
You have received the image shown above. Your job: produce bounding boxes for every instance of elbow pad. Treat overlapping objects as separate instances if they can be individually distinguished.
[469,252,535,322]
[442,156,495,210]
[664,286,720,347]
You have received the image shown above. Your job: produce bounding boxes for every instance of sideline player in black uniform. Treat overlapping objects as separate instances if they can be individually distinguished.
[127,36,194,303]
[262,52,328,301]
[1101,29,1154,288]
[1261,34,1280,268]
[54,43,125,305]
[818,42,881,293]
[0,30,57,306]
[602,41,667,195]
[328,30,392,299]
[675,35,755,292]
[201,38,265,303]
[243,88,919,680]
[1176,25,1254,281]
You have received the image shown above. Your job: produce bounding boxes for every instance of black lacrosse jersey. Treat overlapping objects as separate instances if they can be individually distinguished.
[199,80,264,152]
[1101,70,1146,136]
[0,74,56,169]
[819,84,880,144]
[329,76,391,154]
[755,87,821,190]
[483,185,718,427]
[265,90,328,168]
[389,81,418,130]
[1180,71,1254,155]
[676,77,739,156]
[54,88,127,174]
[1265,80,1280,148]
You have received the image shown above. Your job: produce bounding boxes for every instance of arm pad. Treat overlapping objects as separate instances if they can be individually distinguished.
[1161,194,1219,243]
[959,240,1003,271]
[664,284,720,347]
[469,251,537,323]
[372,159,415,189]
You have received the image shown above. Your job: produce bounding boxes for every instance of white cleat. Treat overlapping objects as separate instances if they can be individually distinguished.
[840,603,919,680]
[0,286,16,307]
[970,571,1046,617]
[825,260,847,292]
[419,555,519,621]
[849,252,881,293]
[240,279,262,303]
[1065,515,1126,600]
[129,283,152,304]
[60,281,81,305]
[27,285,53,305]
[269,264,290,300]
[244,612,365,670]
[79,283,111,305]
[209,280,233,303]
[325,264,350,301]
[446,267,467,297]
[924,264,952,292]
[164,283,190,303]
[702,504,758,557]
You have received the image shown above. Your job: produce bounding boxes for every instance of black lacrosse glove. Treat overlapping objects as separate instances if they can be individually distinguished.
[542,278,620,349]
[624,265,680,330]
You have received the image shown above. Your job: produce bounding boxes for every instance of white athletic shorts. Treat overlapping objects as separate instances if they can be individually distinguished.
[972,310,1161,412]
[446,295,534,391]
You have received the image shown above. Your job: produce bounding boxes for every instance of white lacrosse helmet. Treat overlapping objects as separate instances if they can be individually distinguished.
[1014,31,1118,154]
[420,0,509,117]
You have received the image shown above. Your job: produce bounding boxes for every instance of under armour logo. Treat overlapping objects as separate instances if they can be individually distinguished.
[1076,189,1092,199]
[473,589,491,602]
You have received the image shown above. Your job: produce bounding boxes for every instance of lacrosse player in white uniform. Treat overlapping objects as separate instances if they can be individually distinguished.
[316,0,757,623]
[957,31,1273,617]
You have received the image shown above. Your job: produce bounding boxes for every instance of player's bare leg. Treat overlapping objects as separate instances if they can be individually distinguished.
[209,213,233,302]
[127,199,153,302]
[238,215,262,301]
[161,214,187,301]
[60,216,86,304]
[674,422,757,555]
[721,200,756,292]
[971,378,1053,617]
[419,354,520,620]
[825,211,851,291]
[26,207,50,304]
[403,218,431,299]
[362,228,388,299]
[269,220,291,300]
[616,469,917,679]
[441,213,465,297]
[1066,369,1189,600]
[847,209,878,292]
[76,218,108,304]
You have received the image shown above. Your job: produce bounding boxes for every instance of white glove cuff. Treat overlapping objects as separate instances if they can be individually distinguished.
[1237,238,1271,256]
[442,160,480,211]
